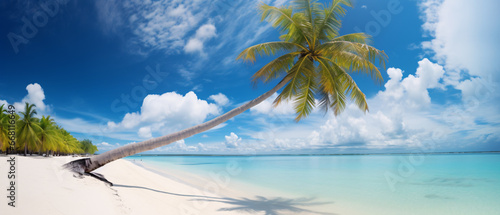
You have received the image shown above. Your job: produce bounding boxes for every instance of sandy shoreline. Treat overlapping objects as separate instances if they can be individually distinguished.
[0,155,335,215]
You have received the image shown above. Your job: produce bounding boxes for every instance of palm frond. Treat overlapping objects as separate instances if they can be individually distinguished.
[237,42,306,63]
[316,57,347,115]
[293,75,317,121]
[318,40,386,83]
[274,55,315,105]
[333,32,371,44]
[319,56,369,114]
[314,0,352,42]
[334,51,384,83]
[259,3,312,45]
[251,51,302,83]
[292,0,321,27]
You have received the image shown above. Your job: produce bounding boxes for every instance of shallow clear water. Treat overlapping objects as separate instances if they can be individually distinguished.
[125,153,500,215]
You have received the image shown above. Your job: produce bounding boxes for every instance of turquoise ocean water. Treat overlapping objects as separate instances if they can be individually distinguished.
[124,153,500,215]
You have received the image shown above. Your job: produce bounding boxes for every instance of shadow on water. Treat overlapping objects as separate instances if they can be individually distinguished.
[114,184,336,215]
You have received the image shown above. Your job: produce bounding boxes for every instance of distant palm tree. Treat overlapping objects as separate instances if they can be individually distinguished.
[17,103,41,156]
[65,0,386,173]
[0,104,10,153]
[37,115,61,156]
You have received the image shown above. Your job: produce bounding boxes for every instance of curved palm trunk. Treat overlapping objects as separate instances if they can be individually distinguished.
[65,78,291,173]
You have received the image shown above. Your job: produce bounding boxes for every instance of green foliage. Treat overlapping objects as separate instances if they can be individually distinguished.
[37,116,61,153]
[17,103,41,154]
[1,102,99,155]
[0,104,10,151]
[238,0,387,121]
[80,139,98,155]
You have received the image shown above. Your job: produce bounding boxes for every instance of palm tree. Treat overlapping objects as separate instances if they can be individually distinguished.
[65,0,386,173]
[17,102,41,156]
[37,115,61,156]
[80,139,98,155]
[0,104,10,153]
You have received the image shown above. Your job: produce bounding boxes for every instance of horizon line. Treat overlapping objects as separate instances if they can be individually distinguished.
[112,151,500,157]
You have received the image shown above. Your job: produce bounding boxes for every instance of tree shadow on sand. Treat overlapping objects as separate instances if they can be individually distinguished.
[194,195,335,215]
[114,184,336,215]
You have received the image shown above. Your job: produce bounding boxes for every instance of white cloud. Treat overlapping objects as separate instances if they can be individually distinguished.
[197,143,207,151]
[410,0,500,151]
[250,93,295,116]
[96,0,208,54]
[311,60,448,148]
[96,142,121,151]
[108,91,221,137]
[1,84,228,148]
[153,139,199,152]
[224,132,241,148]
[377,59,445,109]
[420,0,500,100]
[184,23,217,54]
[178,68,196,81]
[13,83,49,114]
[238,57,498,152]
[184,38,204,53]
[208,93,229,106]
[138,126,152,139]
[195,24,217,40]
[399,58,445,108]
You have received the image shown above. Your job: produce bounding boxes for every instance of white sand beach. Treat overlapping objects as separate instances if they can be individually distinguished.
[0,156,334,215]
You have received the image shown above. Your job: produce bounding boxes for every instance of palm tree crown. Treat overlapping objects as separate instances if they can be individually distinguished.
[238,0,387,121]
[37,115,61,154]
[17,102,41,155]
[0,104,10,151]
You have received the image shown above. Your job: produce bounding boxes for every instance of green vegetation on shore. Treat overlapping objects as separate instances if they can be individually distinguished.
[0,103,98,156]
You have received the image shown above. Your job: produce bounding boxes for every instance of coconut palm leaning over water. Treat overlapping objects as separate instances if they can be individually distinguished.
[65,0,387,175]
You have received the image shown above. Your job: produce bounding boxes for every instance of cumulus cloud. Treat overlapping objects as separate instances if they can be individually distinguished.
[12,83,49,113]
[307,60,447,149]
[184,23,217,54]
[419,0,500,99]
[250,93,295,116]
[184,39,204,53]
[209,93,229,106]
[108,91,221,138]
[376,59,445,109]
[240,58,498,152]
[225,132,241,148]
[195,24,217,39]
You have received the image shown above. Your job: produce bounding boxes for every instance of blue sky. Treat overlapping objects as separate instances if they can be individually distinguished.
[1,0,499,154]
